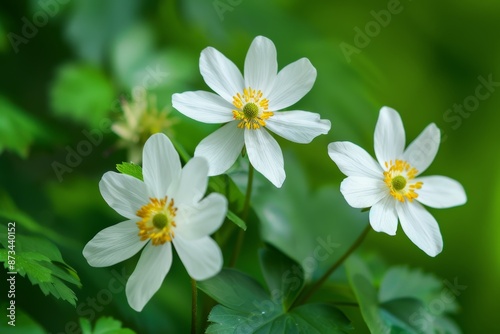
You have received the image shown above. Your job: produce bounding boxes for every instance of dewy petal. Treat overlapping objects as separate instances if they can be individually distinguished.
[143,133,181,199]
[369,196,398,235]
[396,201,443,257]
[200,46,244,103]
[170,157,209,206]
[328,141,383,178]
[245,128,285,188]
[173,235,223,280]
[374,106,406,167]
[126,242,173,312]
[99,172,149,219]
[172,91,235,124]
[83,220,147,267]
[244,36,277,96]
[403,123,440,175]
[267,58,317,111]
[340,176,387,208]
[194,121,244,176]
[415,176,467,209]
[266,110,330,144]
[175,193,227,240]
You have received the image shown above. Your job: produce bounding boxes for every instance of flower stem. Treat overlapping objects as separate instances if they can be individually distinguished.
[297,224,370,305]
[191,278,197,334]
[229,163,254,267]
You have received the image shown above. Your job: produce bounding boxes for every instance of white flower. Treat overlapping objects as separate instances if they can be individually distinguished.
[83,133,227,311]
[172,36,331,188]
[328,107,466,257]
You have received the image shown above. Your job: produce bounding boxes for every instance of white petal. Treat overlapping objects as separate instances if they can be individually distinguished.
[369,196,398,235]
[83,220,146,267]
[265,110,331,143]
[176,193,227,240]
[143,133,181,199]
[415,176,467,208]
[126,242,172,312]
[194,121,244,176]
[396,201,443,257]
[267,58,316,111]
[340,176,387,208]
[374,106,405,167]
[170,157,209,206]
[244,36,277,96]
[173,236,223,280]
[99,172,149,219]
[200,46,244,103]
[245,128,285,188]
[172,91,235,124]
[403,123,440,175]
[328,141,383,178]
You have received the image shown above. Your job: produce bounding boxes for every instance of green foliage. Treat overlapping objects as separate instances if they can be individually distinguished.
[50,63,115,127]
[199,245,352,333]
[80,316,136,334]
[116,162,144,181]
[0,305,45,334]
[0,229,81,306]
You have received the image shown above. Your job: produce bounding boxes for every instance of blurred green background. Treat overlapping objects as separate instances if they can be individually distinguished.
[0,0,499,333]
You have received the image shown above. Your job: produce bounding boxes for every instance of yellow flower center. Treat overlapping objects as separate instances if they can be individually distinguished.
[136,197,177,245]
[232,87,274,129]
[383,160,423,202]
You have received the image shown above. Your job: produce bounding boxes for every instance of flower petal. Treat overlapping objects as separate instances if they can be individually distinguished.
[126,242,172,312]
[265,110,331,143]
[244,36,277,96]
[200,46,244,103]
[172,91,235,124]
[245,128,285,188]
[374,106,405,167]
[143,133,181,199]
[369,196,398,235]
[170,157,209,206]
[194,121,244,176]
[99,172,149,219]
[396,201,443,257]
[83,220,146,267]
[173,235,223,280]
[403,123,440,175]
[267,58,316,111]
[176,193,227,240]
[415,176,467,208]
[340,176,387,208]
[328,141,383,178]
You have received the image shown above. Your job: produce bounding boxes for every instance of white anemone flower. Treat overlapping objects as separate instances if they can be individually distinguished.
[328,107,466,256]
[83,133,227,311]
[172,35,331,188]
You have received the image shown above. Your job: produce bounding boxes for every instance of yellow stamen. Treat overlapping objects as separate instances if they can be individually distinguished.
[136,197,177,245]
[383,160,423,202]
[232,87,273,129]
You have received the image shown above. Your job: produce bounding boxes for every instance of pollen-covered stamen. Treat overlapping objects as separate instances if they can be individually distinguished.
[232,87,273,129]
[136,197,178,245]
[384,160,423,202]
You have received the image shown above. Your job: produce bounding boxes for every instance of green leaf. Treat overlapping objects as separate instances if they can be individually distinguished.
[199,269,351,333]
[0,96,47,158]
[0,304,46,334]
[259,243,304,310]
[116,162,143,181]
[226,210,247,230]
[80,316,136,334]
[0,230,82,306]
[50,63,114,127]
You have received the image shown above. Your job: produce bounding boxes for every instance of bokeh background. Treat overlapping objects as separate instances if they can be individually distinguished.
[1,0,499,333]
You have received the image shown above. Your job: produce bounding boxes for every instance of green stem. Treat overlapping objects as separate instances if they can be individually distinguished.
[191,278,197,334]
[297,224,371,305]
[229,164,254,267]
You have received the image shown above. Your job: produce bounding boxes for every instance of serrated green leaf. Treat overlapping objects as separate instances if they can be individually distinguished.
[116,162,143,181]
[259,243,304,310]
[80,316,136,334]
